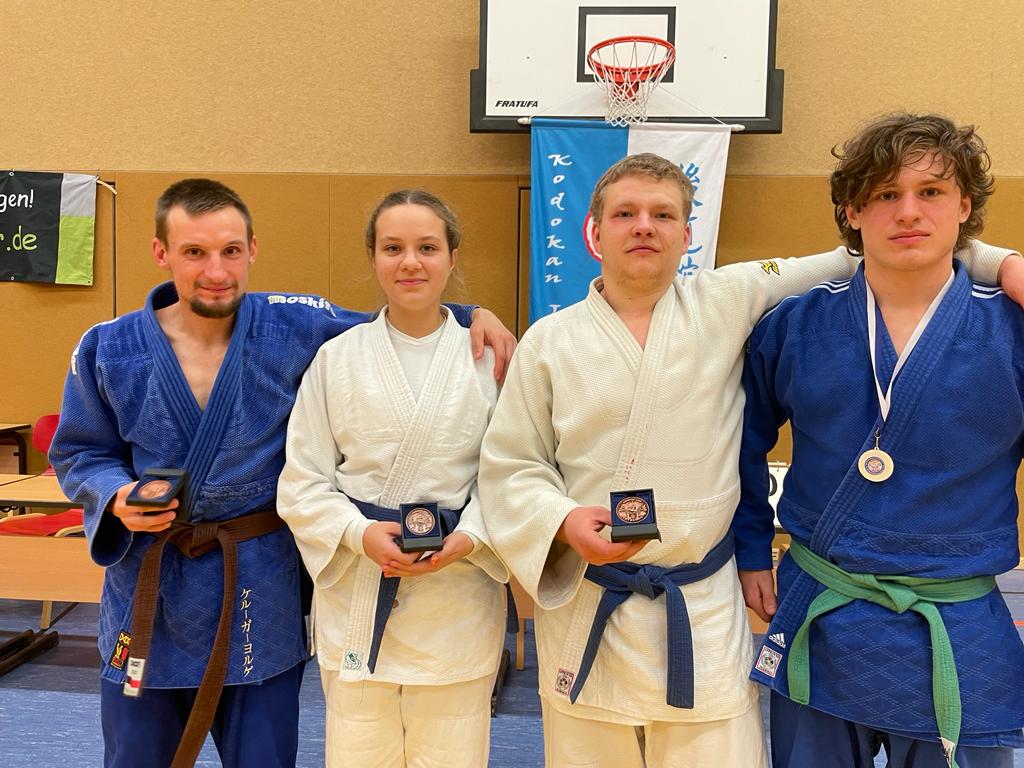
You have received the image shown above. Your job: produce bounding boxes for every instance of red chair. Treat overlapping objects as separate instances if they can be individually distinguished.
[31,413,61,476]
[0,413,84,629]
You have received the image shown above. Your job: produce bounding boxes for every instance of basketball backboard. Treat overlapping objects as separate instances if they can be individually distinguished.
[470,1,783,133]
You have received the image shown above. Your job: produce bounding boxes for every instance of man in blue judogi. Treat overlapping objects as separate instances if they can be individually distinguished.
[49,179,515,768]
[734,113,1024,768]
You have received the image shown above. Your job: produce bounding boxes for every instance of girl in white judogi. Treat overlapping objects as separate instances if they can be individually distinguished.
[277,190,509,768]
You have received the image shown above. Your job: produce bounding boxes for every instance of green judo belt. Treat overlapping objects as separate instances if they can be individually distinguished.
[786,540,996,768]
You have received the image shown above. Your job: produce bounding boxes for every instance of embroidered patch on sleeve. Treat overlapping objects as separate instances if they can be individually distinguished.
[759,260,780,275]
[755,646,783,678]
[108,631,132,670]
[554,668,575,696]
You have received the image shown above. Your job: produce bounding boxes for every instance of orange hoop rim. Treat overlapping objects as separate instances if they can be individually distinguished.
[586,35,676,85]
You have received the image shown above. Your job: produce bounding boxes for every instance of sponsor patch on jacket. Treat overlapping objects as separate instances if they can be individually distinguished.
[768,631,786,649]
[759,260,781,276]
[266,294,337,316]
[108,631,132,670]
[755,646,782,678]
[554,668,575,696]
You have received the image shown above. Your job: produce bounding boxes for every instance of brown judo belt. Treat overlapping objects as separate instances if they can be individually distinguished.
[122,510,286,768]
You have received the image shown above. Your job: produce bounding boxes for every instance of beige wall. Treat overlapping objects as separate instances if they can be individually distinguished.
[3,1,1023,176]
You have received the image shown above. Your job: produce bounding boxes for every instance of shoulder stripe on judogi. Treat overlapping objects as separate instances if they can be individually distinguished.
[971,287,1004,300]
[760,282,851,324]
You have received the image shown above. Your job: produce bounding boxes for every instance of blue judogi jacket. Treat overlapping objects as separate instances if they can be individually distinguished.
[734,262,1024,746]
[50,283,475,688]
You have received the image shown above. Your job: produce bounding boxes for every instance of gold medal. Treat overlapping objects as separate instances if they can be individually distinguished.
[859,429,894,482]
[858,447,894,482]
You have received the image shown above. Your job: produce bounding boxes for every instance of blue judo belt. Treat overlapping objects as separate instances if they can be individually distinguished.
[572,534,736,709]
[346,496,518,674]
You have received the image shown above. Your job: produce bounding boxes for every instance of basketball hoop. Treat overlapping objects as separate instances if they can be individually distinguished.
[587,36,676,126]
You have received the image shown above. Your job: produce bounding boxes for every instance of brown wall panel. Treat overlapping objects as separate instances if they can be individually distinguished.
[716,176,839,267]
[114,173,332,313]
[3,178,115,471]
[328,177,520,333]
[517,188,531,338]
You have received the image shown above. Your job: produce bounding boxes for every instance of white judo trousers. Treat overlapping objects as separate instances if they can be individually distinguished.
[279,311,508,768]
[321,671,494,768]
[541,699,767,768]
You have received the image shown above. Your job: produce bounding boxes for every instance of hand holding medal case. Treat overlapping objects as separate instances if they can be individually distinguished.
[398,501,444,553]
[609,488,661,542]
[126,468,189,521]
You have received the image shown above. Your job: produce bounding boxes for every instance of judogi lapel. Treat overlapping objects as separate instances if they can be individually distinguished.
[375,311,464,508]
[810,268,971,556]
[555,281,677,691]
[142,295,255,519]
[340,311,466,670]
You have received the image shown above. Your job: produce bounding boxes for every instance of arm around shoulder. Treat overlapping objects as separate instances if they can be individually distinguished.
[955,239,1021,287]
[714,246,860,329]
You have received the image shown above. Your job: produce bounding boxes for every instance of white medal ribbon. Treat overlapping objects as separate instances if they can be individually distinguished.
[859,269,954,482]
[866,270,955,422]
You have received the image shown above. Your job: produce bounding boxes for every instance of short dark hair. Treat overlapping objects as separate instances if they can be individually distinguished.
[364,189,462,256]
[155,178,254,245]
[589,153,695,221]
[831,113,994,253]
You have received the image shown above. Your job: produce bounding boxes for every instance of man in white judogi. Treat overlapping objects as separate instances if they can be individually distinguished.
[477,152,1019,767]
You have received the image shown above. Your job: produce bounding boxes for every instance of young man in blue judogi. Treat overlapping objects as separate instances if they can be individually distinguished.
[48,179,515,768]
[734,113,1024,768]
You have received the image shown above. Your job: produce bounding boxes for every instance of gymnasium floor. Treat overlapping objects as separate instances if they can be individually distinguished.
[2,572,1024,767]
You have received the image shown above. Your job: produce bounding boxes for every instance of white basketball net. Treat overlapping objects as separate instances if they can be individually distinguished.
[588,37,676,126]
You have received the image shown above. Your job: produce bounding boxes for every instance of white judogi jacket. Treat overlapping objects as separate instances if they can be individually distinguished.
[478,244,1008,725]
[278,310,508,686]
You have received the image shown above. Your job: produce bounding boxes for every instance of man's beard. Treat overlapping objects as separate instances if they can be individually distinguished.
[189,294,243,319]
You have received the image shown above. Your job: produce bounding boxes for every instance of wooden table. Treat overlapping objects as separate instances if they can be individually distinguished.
[0,424,30,474]
[0,473,79,509]
[0,473,104,675]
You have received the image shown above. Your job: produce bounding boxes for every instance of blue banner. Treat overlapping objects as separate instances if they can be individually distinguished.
[529,118,730,323]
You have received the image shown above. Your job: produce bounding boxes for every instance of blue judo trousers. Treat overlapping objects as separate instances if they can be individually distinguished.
[101,661,305,768]
[770,692,1013,768]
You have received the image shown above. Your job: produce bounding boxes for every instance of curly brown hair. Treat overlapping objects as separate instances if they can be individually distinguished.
[830,113,994,253]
